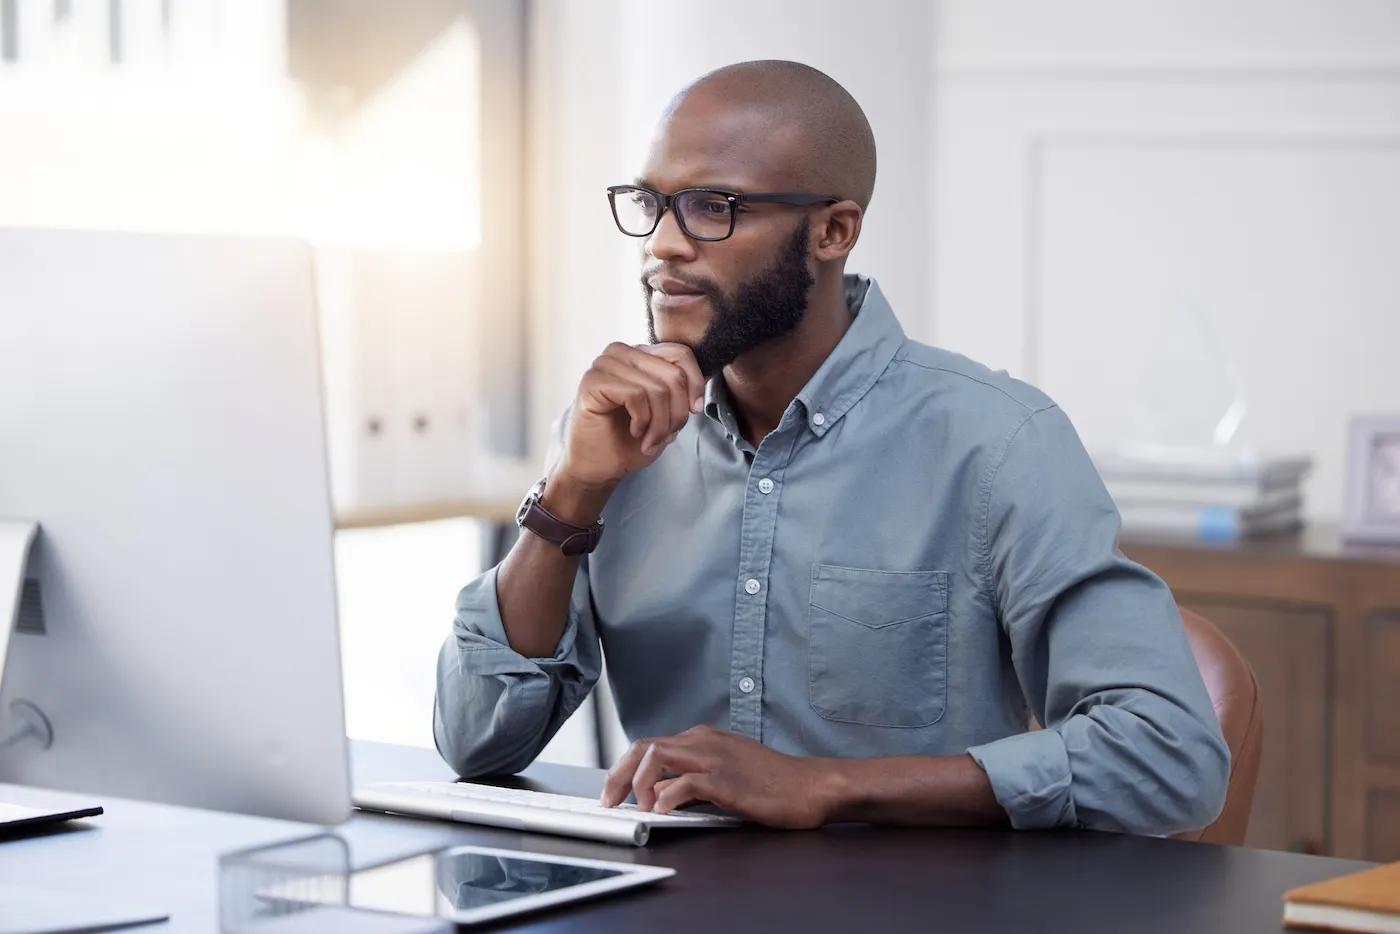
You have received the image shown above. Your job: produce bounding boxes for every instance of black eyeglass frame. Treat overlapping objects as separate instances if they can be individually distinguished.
[606,184,840,242]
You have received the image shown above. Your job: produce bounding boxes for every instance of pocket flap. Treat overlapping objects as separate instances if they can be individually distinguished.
[809,565,948,629]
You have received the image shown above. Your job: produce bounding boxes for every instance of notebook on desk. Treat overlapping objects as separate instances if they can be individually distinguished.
[0,802,103,835]
[1284,861,1400,933]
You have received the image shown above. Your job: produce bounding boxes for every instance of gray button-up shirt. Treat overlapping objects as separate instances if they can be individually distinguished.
[435,275,1229,834]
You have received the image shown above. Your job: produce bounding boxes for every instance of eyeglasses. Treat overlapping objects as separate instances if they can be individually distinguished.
[607,184,840,242]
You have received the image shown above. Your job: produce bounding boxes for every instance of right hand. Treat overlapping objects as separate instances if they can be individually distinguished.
[553,342,706,496]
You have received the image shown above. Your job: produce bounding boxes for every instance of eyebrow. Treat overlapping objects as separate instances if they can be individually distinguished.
[631,178,753,194]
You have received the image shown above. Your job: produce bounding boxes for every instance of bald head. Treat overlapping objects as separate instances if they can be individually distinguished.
[633,62,874,376]
[658,60,877,210]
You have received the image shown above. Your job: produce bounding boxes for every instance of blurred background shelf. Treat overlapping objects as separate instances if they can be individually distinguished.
[336,496,521,530]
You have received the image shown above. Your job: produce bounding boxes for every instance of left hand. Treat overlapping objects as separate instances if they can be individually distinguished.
[599,724,837,829]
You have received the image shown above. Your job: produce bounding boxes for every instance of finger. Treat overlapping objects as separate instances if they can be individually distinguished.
[617,350,693,436]
[600,739,653,807]
[589,357,651,438]
[590,374,654,445]
[599,382,652,444]
[603,350,688,452]
[634,741,711,812]
[632,742,669,812]
[653,774,715,815]
[641,343,706,413]
[593,356,671,453]
[642,343,706,414]
[578,365,651,439]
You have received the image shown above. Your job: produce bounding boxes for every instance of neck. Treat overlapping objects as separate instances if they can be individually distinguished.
[724,271,852,448]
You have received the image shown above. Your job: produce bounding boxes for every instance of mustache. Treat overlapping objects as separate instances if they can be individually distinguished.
[640,268,722,298]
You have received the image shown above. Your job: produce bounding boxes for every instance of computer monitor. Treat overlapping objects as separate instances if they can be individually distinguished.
[0,227,351,825]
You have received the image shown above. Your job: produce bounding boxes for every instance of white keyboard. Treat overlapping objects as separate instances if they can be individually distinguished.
[353,780,740,847]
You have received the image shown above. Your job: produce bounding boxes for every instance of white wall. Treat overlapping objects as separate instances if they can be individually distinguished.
[531,0,1400,522]
[929,1,1400,519]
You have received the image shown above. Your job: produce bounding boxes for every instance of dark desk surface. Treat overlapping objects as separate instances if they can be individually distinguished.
[0,740,1377,933]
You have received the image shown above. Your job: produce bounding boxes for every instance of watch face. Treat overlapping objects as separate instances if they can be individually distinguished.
[1367,433,1400,520]
[517,478,547,526]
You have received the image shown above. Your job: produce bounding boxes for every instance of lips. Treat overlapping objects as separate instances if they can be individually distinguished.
[648,276,709,311]
[649,277,707,298]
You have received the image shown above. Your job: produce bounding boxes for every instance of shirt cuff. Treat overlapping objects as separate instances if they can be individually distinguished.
[967,729,1078,830]
[453,566,581,674]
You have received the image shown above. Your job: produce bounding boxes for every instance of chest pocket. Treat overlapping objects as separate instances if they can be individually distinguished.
[807,565,949,728]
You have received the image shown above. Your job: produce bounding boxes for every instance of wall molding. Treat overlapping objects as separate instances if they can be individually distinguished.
[1021,130,1400,382]
[935,66,1400,85]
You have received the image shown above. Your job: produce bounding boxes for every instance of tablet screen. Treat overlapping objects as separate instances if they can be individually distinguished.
[343,847,635,921]
[436,849,625,911]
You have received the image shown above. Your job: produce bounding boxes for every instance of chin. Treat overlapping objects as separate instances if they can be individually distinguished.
[651,306,712,347]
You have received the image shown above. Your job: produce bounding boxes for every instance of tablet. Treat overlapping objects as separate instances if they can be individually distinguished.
[339,845,674,926]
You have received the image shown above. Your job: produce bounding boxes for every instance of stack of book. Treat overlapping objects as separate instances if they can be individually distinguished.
[1093,446,1313,543]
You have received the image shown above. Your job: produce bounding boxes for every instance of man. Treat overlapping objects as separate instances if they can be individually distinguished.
[434,61,1229,834]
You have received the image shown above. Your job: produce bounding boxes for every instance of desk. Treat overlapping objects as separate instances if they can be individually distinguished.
[0,741,1377,933]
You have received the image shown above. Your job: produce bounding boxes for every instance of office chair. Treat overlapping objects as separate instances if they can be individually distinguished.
[1026,606,1263,845]
[1171,606,1264,847]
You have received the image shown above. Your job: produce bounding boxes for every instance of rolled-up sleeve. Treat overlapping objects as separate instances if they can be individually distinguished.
[432,557,602,777]
[433,408,603,777]
[966,405,1230,835]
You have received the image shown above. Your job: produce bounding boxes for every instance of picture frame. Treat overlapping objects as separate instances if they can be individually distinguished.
[1341,414,1400,545]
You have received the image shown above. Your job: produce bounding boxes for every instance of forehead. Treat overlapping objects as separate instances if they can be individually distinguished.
[639,97,807,193]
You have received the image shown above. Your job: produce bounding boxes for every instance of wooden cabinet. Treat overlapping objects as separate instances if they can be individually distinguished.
[1123,526,1400,861]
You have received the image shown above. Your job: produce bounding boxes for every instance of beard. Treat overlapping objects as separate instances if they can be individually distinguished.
[643,218,815,378]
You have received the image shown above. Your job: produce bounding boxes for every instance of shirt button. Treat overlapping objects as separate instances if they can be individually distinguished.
[758,477,774,494]
[744,578,761,595]
[738,676,756,694]
[812,412,826,427]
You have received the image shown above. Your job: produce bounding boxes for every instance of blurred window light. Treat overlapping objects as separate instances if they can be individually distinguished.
[0,0,480,252]
[301,20,481,251]
[335,518,482,749]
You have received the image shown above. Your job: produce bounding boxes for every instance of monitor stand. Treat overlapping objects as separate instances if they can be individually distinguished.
[0,518,37,700]
[0,523,123,918]
[0,522,161,933]
[1,516,55,750]
[0,518,53,750]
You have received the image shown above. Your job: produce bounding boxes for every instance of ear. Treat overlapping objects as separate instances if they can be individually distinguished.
[811,201,862,263]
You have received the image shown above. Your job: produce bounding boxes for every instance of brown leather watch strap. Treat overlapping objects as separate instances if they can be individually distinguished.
[517,495,604,557]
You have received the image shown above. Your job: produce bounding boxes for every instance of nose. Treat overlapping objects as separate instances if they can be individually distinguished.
[645,204,697,264]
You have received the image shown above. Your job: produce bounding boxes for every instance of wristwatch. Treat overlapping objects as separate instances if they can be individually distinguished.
[515,477,605,557]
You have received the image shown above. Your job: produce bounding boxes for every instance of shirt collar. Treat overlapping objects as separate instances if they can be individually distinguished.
[704,274,906,440]
[703,374,743,444]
